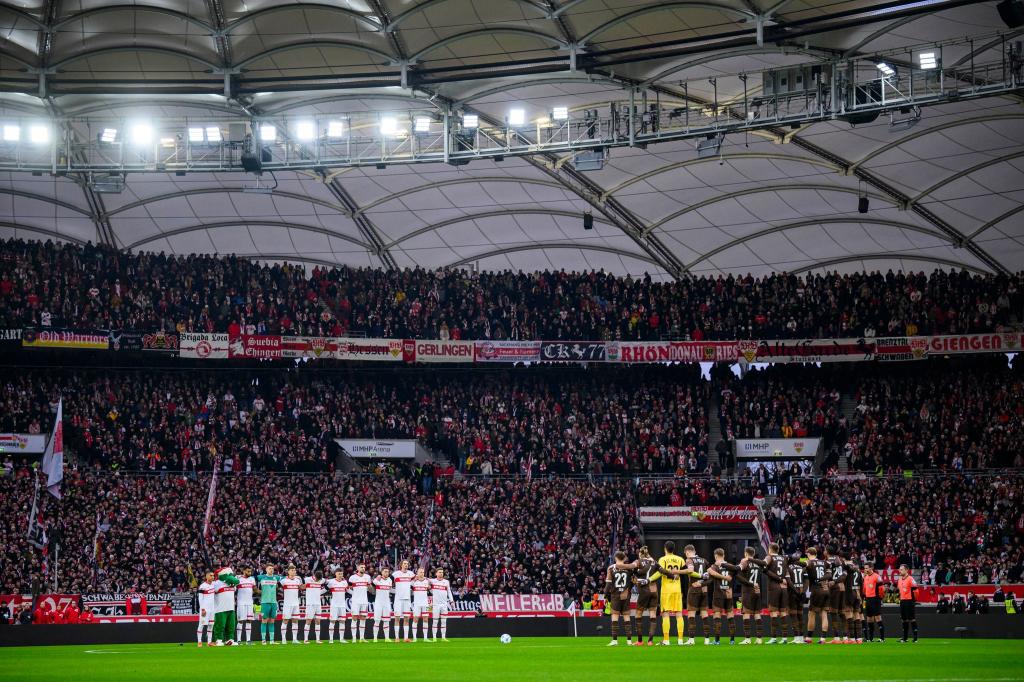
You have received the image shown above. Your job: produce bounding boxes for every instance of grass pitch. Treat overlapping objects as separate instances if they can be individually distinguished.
[1,637,1022,681]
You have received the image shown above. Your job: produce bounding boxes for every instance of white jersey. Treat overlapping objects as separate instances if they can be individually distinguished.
[280,577,303,606]
[326,578,349,607]
[392,570,415,601]
[373,576,393,605]
[348,574,371,603]
[429,578,453,606]
[304,577,324,604]
[197,581,216,615]
[213,579,236,612]
[236,576,255,605]
[411,578,431,606]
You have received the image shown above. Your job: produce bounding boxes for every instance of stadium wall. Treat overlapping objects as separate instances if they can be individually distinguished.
[3,612,1023,646]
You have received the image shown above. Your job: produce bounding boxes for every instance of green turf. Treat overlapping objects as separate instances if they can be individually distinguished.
[1,637,1022,681]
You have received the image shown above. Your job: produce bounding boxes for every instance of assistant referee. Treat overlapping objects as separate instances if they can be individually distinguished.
[896,564,918,643]
[862,564,885,642]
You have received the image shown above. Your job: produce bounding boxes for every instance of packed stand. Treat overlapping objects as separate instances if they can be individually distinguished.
[1,365,708,474]
[844,357,1024,471]
[2,238,1021,340]
[767,473,1024,587]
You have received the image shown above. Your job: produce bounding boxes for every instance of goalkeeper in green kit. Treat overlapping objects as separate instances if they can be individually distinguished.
[257,564,281,645]
[212,567,241,646]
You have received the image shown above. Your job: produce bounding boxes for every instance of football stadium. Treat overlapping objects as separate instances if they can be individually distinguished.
[1,0,1023,679]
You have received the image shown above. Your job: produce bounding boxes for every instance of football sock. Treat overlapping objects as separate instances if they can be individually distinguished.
[847,617,855,638]
[754,617,761,638]
[197,626,204,644]
[902,621,909,640]
[879,622,885,640]
[611,620,619,641]
[867,622,874,640]
[911,622,918,641]
[441,617,448,639]
[713,617,722,638]
[743,619,751,638]
[701,616,710,639]
[675,616,685,640]
[687,616,696,637]
[727,616,735,638]
[648,615,657,641]
[661,615,670,642]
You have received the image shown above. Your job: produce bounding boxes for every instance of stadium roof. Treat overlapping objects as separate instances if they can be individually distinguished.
[0,0,1022,279]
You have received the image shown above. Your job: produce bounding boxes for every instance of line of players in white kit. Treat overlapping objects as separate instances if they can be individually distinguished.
[196,559,456,646]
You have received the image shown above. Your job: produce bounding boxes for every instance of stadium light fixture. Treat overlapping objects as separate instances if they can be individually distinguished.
[327,120,345,138]
[507,108,526,127]
[130,123,153,146]
[205,126,222,143]
[29,125,49,144]
[877,62,895,77]
[462,113,479,129]
[99,128,118,144]
[551,106,569,121]
[379,116,398,136]
[259,124,276,143]
[2,124,19,142]
[188,127,205,143]
[413,116,431,134]
[296,120,316,141]
[918,51,937,69]
[159,136,176,148]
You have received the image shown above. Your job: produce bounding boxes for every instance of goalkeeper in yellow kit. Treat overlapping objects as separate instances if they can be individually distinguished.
[657,541,688,645]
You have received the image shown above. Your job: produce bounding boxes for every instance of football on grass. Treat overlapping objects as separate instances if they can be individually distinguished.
[500,634,512,644]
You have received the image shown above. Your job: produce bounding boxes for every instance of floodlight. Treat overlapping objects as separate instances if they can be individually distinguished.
[296,120,316,141]
[130,123,153,146]
[414,116,431,133]
[507,108,526,126]
[159,137,176,148]
[259,124,276,142]
[462,113,478,129]
[551,106,569,121]
[188,127,205,143]
[696,132,723,159]
[100,128,118,144]
[2,125,19,142]
[327,120,345,138]
[206,126,222,143]
[379,116,398,136]
[28,125,49,144]
[877,62,895,77]
[918,52,937,69]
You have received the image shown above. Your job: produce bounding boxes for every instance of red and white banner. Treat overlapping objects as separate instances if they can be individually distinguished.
[474,340,542,363]
[0,593,79,617]
[638,505,758,524]
[479,593,565,614]
[749,338,876,363]
[41,398,63,498]
[0,433,47,454]
[281,335,338,359]
[332,338,403,362]
[180,332,229,359]
[0,593,33,614]
[611,340,739,363]
[229,334,282,359]
[927,332,1022,355]
[404,339,474,363]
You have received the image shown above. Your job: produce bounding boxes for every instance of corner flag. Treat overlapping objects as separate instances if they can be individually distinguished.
[41,398,63,499]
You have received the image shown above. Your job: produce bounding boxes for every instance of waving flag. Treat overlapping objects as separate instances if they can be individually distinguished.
[41,399,63,499]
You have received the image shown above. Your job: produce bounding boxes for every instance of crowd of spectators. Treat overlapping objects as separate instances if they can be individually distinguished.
[3,466,1019,600]
[0,365,708,475]
[844,357,1024,471]
[2,238,1021,340]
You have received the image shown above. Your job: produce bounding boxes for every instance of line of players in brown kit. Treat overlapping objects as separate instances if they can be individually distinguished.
[604,542,890,646]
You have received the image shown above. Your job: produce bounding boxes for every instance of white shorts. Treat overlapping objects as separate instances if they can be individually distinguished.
[199,611,214,626]
[236,603,254,621]
[350,600,369,617]
[412,603,429,618]
[329,604,347,620]
[433,602,449,616]
[394,599,412,617]
[305,604,322,619]
[373,601,392,619]
[282,603,301,620]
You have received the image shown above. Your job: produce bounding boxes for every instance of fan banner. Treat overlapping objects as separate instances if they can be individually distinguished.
[479,593,565,614]
[736,438,820,458]
[927,332,1022,355]
[83,592,194,616]
[638,506,758,524]
[281,335,338,359]
[180,332,229,359]
[332,339,404,362]
[21,328,109,350]
[229,334,282,359]
[750,338,875,363]
[540,341,606,362]
[0,433,47,454]
[403,339,474,363]
[610,340,739,363]
[474,340,542,363]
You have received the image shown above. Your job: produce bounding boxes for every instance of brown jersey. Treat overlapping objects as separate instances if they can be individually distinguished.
[606,564,633,599]
[634,557,659,596]
[763,553,788,585]
[737,560,762,593]
[828,558,846,589]
[710,561,738,596]
[686,556,709,591]
[806,558,830,587]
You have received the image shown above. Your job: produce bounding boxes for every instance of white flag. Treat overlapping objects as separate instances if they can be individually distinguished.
[41,398,63,499]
